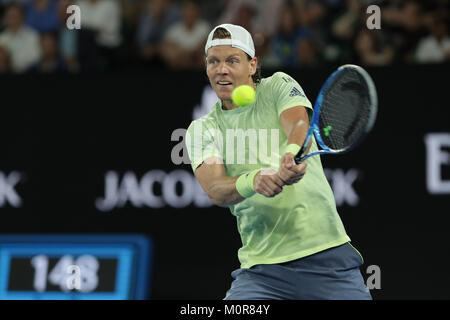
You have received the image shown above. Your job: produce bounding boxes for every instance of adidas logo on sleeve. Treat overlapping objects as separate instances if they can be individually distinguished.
[289,87,305,98]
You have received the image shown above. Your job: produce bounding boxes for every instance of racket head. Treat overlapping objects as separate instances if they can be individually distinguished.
[310,64,378,155]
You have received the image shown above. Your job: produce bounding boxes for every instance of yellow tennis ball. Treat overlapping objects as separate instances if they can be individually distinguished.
[232,85,256,107]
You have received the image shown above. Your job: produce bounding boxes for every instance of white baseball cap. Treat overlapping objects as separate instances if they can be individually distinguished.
[205,24,255,58]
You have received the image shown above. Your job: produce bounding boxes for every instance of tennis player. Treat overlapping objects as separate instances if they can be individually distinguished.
[186,24,372,300]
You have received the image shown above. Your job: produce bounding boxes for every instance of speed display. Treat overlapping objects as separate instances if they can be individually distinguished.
[0,234,152,300]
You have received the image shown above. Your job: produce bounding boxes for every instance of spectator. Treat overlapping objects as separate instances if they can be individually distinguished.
[76,0,122,70]
[353,28,394,66]
[381,0,427,63]
[216,0,285,38]
[77,0,122,49]
[331,0,362,42]
[198,0,226,25]
[294,0,328,36]
[0,0,448,72]
[57,0,79,72]
[266,4,310,67]
[216,0,285,59]
[0,1,27,33]
[293,0,329,64]
[216,0,255,35]
[27,32,68,73]
[325,0,365,63]
[218,1,260,56]
[136,0,180,65]
[0,3,41,73]
[160,0,209,70]
[415,14,450,63]
[24,0,60,33]
[0,44,11,73]
[296,36,319,67]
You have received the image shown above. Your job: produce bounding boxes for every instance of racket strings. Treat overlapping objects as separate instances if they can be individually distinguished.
[319,69,372,151]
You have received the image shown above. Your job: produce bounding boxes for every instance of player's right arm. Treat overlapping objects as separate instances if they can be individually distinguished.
[195,158,285,207]
[195,158,243,207]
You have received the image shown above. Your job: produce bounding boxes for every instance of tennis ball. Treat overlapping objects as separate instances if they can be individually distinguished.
[232,85,256,107]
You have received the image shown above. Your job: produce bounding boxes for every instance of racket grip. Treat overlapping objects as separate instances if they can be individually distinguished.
[294,148,305,164]
[294,140,310,163]
[295,130,313,164]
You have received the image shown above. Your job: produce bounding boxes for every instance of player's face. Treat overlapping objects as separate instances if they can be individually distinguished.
[206,46,257,102]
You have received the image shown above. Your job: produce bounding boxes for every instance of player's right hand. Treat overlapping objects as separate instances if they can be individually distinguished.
[278,152,307,185]
[253,169,285,198]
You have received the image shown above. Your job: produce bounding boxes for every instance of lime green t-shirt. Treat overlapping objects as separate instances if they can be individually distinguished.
[186,72,350,269]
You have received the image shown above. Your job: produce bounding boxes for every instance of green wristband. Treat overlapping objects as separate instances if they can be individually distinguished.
[236,169,260,198]
[285,143,301,155]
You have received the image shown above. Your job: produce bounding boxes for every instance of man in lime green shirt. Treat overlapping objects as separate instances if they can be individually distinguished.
[186,24,371,300]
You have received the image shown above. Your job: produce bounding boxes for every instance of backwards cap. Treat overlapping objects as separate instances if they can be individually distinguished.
[205,24,255,58]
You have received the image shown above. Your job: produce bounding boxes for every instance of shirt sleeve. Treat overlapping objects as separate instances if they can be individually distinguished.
[270,72,313,119]
[186,118,223,173]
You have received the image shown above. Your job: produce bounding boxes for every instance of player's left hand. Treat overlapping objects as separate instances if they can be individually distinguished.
[278,152,307,185]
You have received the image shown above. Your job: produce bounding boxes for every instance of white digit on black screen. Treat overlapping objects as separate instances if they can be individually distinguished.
[30,255,49,292]
[48,255,74,292]
[76,255,99,293]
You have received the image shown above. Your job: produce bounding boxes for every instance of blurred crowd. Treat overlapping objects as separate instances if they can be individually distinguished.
[0,0,448,74]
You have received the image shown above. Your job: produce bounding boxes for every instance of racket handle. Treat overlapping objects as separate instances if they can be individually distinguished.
[294,147,305,164]
[295,126,314,164]
[295,133,312,164]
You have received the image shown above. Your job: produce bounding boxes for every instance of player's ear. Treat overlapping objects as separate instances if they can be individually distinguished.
[249,57,257,76]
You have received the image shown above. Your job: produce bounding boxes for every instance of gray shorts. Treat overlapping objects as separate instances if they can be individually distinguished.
[224,242,372,300]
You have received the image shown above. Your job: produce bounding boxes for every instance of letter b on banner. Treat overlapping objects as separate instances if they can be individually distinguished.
[425,133,450,194]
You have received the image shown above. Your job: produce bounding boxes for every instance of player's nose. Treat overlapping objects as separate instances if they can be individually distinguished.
[217,61,229,75]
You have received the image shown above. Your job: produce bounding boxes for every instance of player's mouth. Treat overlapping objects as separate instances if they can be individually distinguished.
[216,81,233,86]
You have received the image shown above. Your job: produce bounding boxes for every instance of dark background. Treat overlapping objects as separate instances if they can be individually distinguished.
[0,63,449,299]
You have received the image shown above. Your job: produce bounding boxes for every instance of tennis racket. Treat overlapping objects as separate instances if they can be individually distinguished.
[295,64,378,164]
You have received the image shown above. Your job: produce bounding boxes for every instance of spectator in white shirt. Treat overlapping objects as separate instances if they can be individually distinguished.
[216,0,285,38]
[0,3,41,73]
[76,0,122,70]
[76,0,122,49]
[136,0,180,65]
[416,14,450,63]
[161,0,209,69]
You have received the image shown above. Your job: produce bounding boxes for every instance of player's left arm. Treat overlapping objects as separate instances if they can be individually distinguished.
[278,106,311,185]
